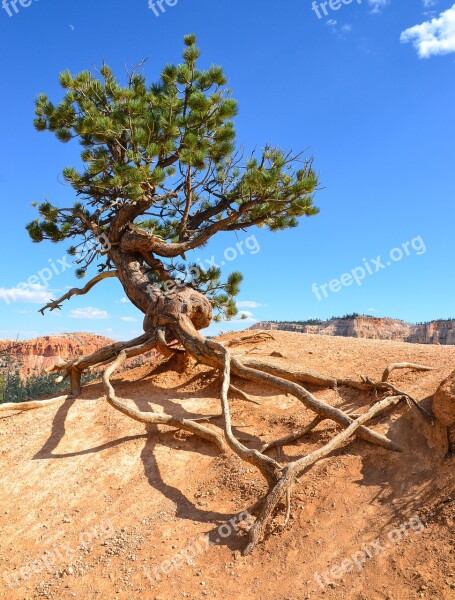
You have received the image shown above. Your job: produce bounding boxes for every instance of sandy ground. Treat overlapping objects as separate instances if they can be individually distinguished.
[0,331,454,600]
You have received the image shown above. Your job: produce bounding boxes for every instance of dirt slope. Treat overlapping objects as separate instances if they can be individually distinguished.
[0,331,454,600]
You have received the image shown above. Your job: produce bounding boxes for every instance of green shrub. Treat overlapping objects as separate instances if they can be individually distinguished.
[0,370,98,404]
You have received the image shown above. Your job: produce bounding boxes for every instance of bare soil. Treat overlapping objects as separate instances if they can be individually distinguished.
[0,331,454,600]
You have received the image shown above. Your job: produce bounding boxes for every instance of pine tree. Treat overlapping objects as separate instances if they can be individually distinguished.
[1,36,439,556]
[29,34,318,330]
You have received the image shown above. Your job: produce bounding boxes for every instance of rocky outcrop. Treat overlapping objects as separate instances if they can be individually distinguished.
[250,318,455,345]
[0,333,157,378]
[433,371,455,427]
[432,370,455,457]
[410,321,455,345]
[0,334,115,378]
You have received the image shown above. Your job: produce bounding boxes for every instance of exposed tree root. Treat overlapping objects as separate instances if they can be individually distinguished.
[240,357,338,389]
[47,331,158,395]
[228,384,261,405]
[243,394,405,555]
[381,362,434,383]
[103,350,228,452]
[261,416,324,453]
[227,332,275,347]
[230,358,401,452]
[0,395,72,412]
[0,315,437,554]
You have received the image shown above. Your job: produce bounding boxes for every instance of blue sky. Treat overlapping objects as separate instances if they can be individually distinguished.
[0,0,454,341]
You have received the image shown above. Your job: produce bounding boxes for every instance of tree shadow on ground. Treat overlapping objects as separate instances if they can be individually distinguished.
[139,425,247,538]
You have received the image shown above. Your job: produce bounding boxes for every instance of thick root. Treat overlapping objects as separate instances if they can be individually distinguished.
[240,357,338,389]
[48,332,158,394]
[227,332,275,347]
[0,305,437,556]
[231,358,402,452]
[0,395,72,412]
[103,350,228,452]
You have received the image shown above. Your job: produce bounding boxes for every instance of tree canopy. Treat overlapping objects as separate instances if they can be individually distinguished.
[27,34,319,322]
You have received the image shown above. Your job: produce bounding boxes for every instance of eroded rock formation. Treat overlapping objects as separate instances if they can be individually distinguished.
[251,317,455,345]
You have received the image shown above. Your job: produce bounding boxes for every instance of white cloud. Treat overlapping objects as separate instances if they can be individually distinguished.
[120,316,138,323]
[401,4,455,57]
[70,307,109,320]
[368,0,390,14]
[0,284,50,305]
[118,297,130,304]
[236,301,264,309]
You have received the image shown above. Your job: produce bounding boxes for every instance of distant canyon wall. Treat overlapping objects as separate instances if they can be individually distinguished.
[250,317,455,345]
[0,333,157,378]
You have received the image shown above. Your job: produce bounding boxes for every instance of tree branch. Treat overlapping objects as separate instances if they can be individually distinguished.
[39,271,118,315]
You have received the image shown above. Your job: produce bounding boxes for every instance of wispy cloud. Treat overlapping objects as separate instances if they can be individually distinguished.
[368,0,390,14]
[70,307,109,320]
[401,4,455,57]
[236,301,264,309]
[0,284,50,304]
[326,18,353,38]
[120,316,138,323]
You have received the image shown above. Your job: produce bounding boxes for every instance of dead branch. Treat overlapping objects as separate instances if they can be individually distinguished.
[381,362,434,383]
[39,271,118,315]
[227,332,275,347]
